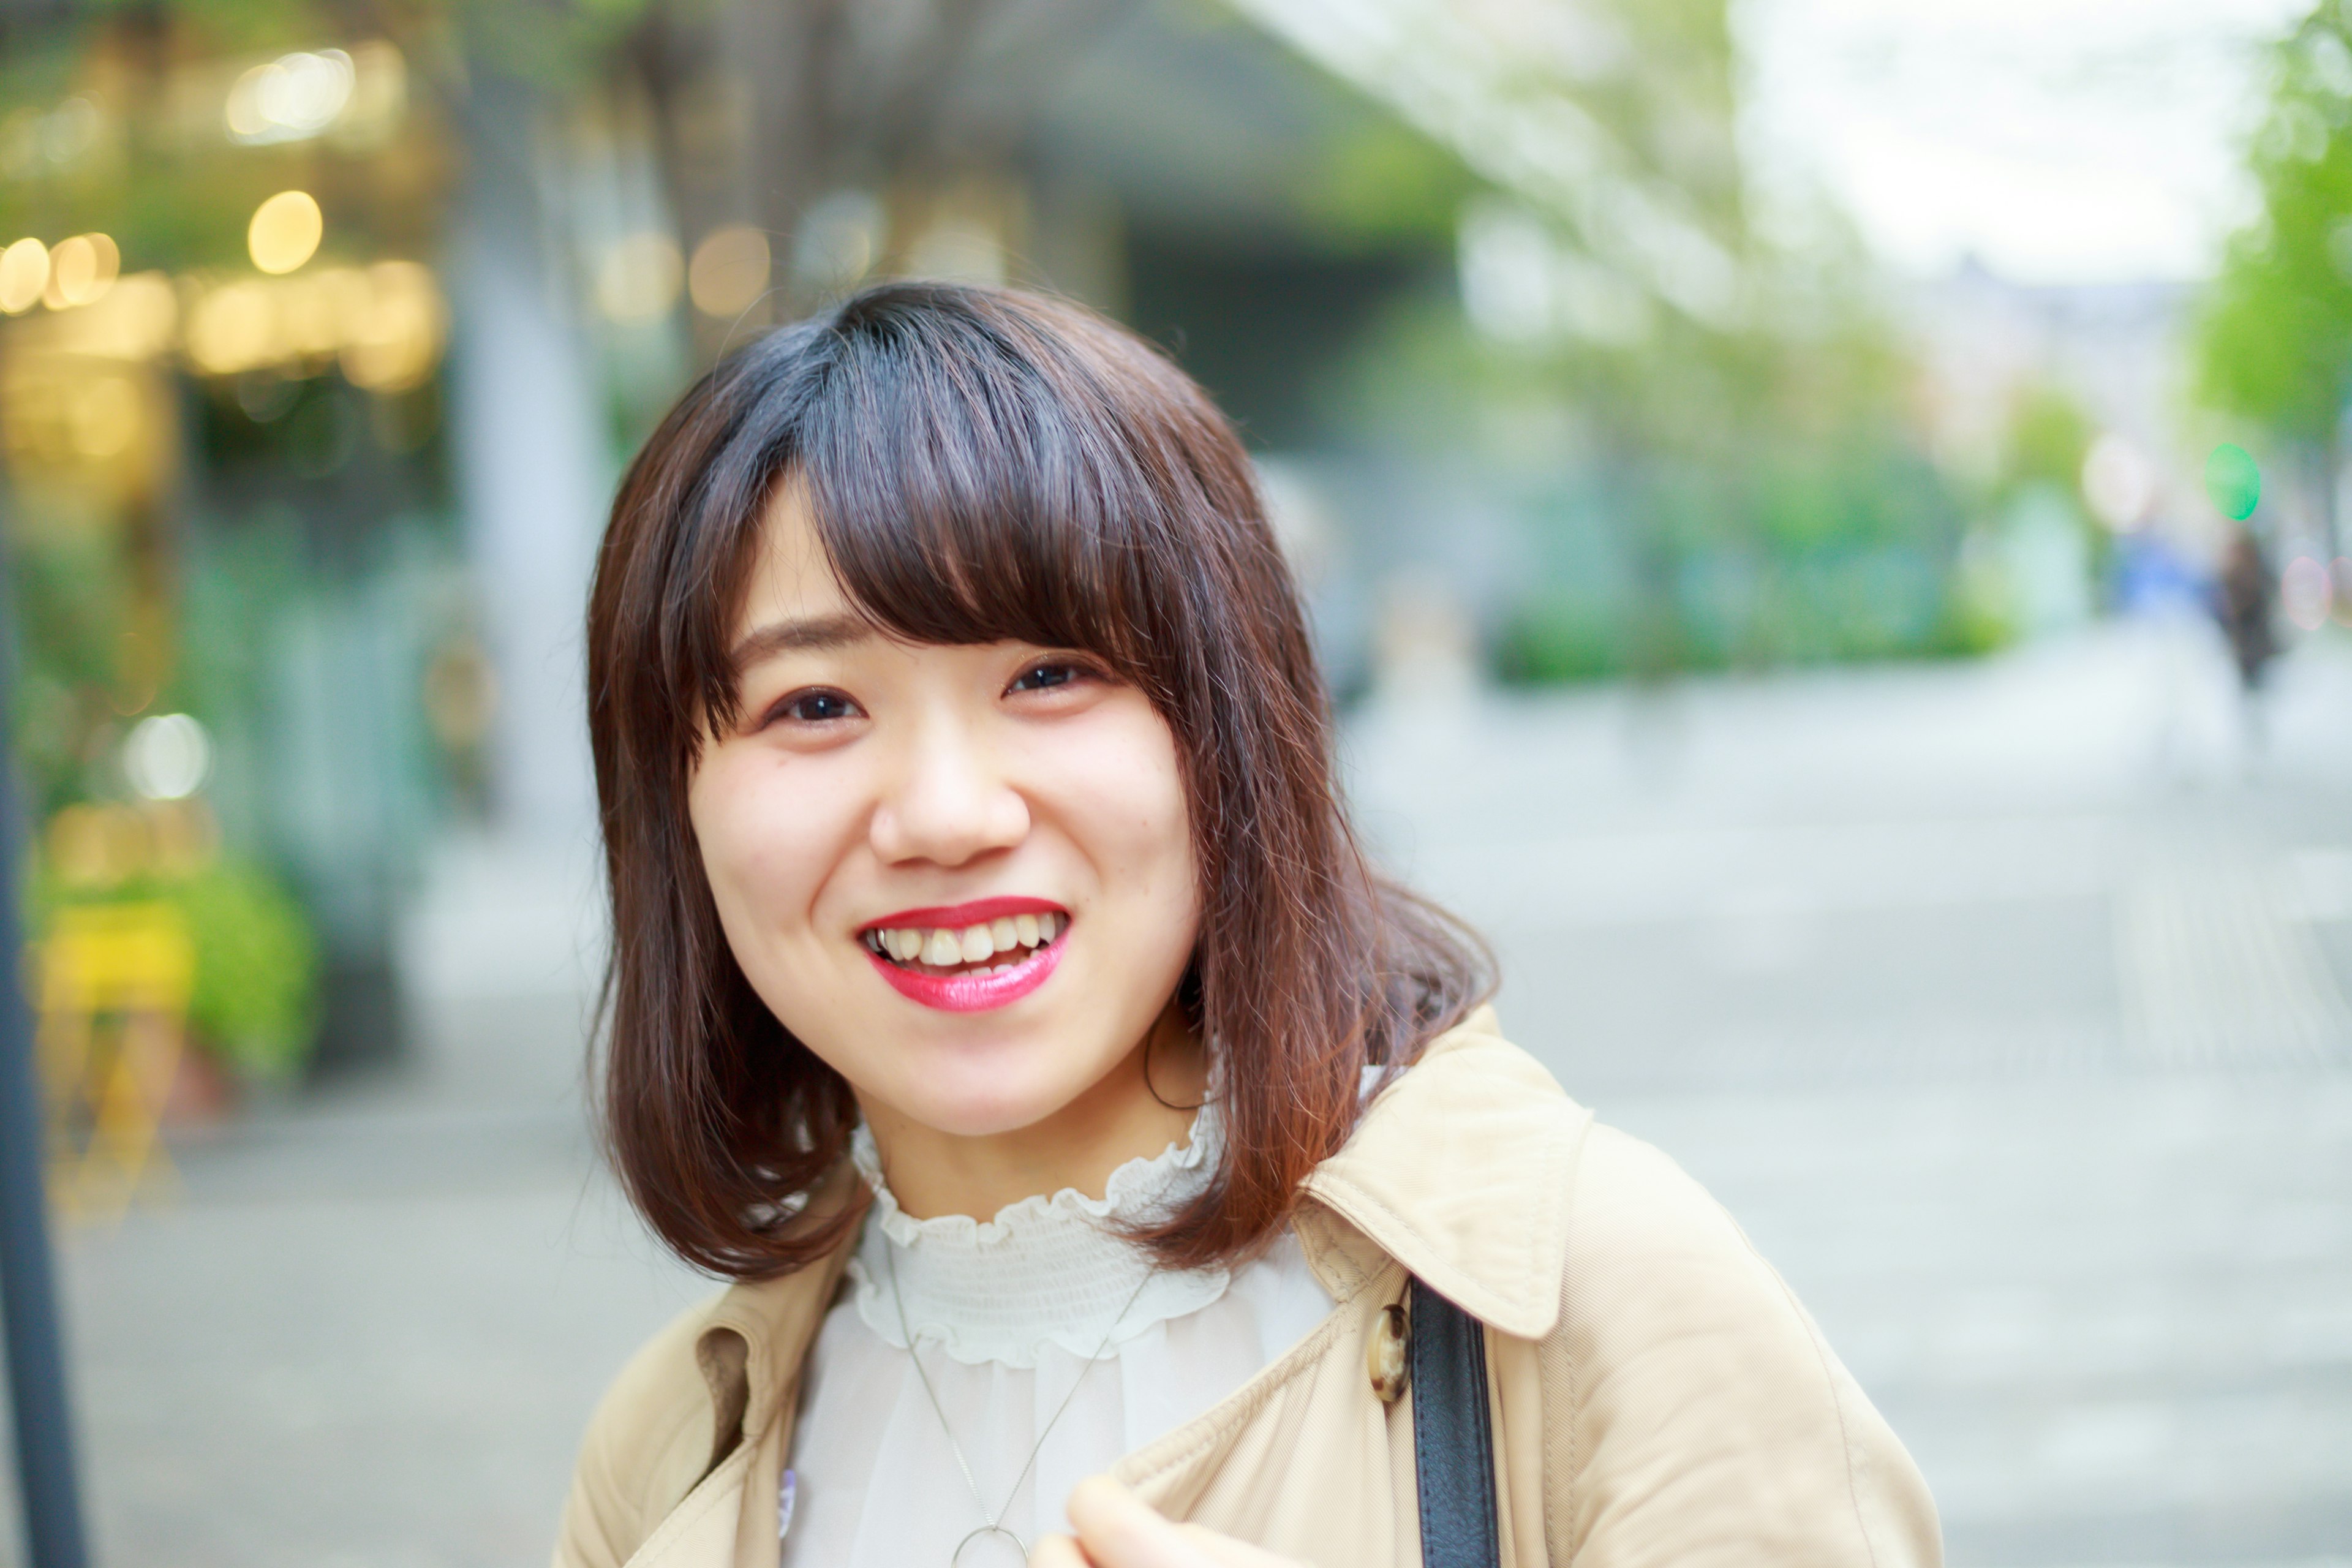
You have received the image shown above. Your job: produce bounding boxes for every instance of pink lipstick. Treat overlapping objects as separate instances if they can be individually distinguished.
[860,897,1070,1013]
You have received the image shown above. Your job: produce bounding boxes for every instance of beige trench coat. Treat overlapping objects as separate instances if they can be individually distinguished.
[553,1008,1942,1568]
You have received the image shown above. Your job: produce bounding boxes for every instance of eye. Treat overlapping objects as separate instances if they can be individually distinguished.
[771,688,863,725]
[1007,658,1099,695]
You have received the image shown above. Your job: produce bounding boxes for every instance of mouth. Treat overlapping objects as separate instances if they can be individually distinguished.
[859,897,1068,1012]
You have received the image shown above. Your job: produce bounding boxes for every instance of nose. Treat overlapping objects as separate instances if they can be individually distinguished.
[867,708,1030,869]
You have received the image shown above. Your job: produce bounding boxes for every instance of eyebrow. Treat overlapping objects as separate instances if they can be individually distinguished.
[728,612,876,671]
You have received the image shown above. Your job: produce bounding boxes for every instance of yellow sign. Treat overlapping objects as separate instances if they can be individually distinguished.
[36,900,196,1220]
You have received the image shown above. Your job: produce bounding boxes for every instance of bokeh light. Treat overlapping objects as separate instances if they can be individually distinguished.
[44,233,118,308]
[688,224,772,317]
[186,280,277,374]
[339,260,445,391]
[179,263,445,386]
[594,232,683,322]
[226,50,355,144]
[2282,554,2334,631]
[2204,442,2262,521]
[247,190,323,275]
[123,713,211,801]
[2081,432,2155,532]
[0,236,50,314]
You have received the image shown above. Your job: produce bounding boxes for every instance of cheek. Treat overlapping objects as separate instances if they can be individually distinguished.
[688,751,856,948]
[1057,706,1198,925]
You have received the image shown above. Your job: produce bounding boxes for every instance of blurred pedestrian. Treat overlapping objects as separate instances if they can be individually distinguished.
[555,284,1940,1568]
[2214,523,2278,751]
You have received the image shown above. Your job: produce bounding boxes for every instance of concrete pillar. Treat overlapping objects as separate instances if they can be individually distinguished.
[443,70,608,855]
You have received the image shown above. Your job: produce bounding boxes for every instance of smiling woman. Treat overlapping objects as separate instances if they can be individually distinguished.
[559,284,1942,1568]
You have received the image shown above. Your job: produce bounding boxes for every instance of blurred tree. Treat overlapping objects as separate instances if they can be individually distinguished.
[2000,383,2097,505]
[1298,0,1963,682]
[2192,0,2352,553]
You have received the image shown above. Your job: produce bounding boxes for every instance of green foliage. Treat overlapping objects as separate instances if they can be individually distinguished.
[2192,1,2352,444]
[1570,0,1743,223]
[7,527,137,820]
[175,857,319,1079]
[2002,384,2095,502]
[1302,118,1479,250]
[1496,598,1620,683]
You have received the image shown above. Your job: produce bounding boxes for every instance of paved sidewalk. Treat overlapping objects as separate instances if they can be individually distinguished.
[4,624,2348,1567]
[1347,624,2352,1564]
[9,1019,707,1568]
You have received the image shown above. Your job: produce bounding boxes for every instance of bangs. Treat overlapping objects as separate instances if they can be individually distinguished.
[786,293,1191,688]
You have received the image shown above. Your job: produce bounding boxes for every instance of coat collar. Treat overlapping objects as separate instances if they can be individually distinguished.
[1302,1006,1591,1340]
[693,1166,863,1458]
[691,1006,1589,1458]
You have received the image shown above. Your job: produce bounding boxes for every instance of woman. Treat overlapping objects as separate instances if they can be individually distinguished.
[557,282,1940,1568]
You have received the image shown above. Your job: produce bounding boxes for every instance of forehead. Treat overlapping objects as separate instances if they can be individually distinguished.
[735,480,852,633]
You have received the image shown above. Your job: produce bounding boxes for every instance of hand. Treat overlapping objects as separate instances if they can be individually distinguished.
[1030,1477,1311,1568]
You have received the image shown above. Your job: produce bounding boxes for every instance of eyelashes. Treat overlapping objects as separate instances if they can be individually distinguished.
[1008,660,1089,693]
[754,654,1110,730]
[768,688,862,725]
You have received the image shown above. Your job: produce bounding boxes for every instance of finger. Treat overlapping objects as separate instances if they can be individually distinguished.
[1064,1477,1216,1568]
[1030,1534,1095,1568]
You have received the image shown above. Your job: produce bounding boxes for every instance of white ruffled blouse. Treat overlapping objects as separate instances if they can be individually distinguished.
[776,1106,1335,1566]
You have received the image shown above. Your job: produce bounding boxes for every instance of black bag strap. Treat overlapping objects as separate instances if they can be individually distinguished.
[1409,1276,1501,1568]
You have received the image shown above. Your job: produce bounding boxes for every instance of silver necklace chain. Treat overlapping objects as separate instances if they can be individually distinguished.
[886,1239,1153,1565]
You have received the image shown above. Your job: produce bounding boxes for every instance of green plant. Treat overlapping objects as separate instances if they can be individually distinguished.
[172,858,318,1081]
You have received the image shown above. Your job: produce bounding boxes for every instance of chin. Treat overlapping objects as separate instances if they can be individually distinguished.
[886,1049,1096,1140]
[899,1086,1068,1140]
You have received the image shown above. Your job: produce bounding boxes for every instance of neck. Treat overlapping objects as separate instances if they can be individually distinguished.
[859,1007,1206,1223]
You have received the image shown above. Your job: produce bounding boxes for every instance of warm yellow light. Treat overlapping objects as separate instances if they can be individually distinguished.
[68,376,138,459]
[45,233,119,309]
[247,190,322,274]
[340,260,445,391]
[280,266,367,358]
[688,225,772,317]
[594,232,682,322]
[0,238,51,314]
[54,271,175,361]
[225,51,353,145]
[186,281,278,374]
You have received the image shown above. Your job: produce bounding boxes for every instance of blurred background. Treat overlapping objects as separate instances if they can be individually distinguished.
[0,0,2348,1562]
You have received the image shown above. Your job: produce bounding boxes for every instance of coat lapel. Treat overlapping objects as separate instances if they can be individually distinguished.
[622,1442,758,1568]
[630,1171,862,1568]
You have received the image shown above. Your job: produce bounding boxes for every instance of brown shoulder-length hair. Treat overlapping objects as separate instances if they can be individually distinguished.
[587,281,1492,1280]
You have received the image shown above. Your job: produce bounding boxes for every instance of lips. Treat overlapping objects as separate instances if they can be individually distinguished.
[859,896,1070,1013]
[863,937,1063,1012]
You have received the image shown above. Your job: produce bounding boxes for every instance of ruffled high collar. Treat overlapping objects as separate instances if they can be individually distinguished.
[845,1107,1229,1368]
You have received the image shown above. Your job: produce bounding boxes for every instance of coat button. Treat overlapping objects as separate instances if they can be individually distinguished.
[1368,1301,1409,1402]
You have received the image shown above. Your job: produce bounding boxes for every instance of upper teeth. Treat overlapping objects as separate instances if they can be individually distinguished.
[865,912,1061,965]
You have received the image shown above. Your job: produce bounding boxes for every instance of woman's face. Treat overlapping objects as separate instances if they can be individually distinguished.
[688,484,1201,1140]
